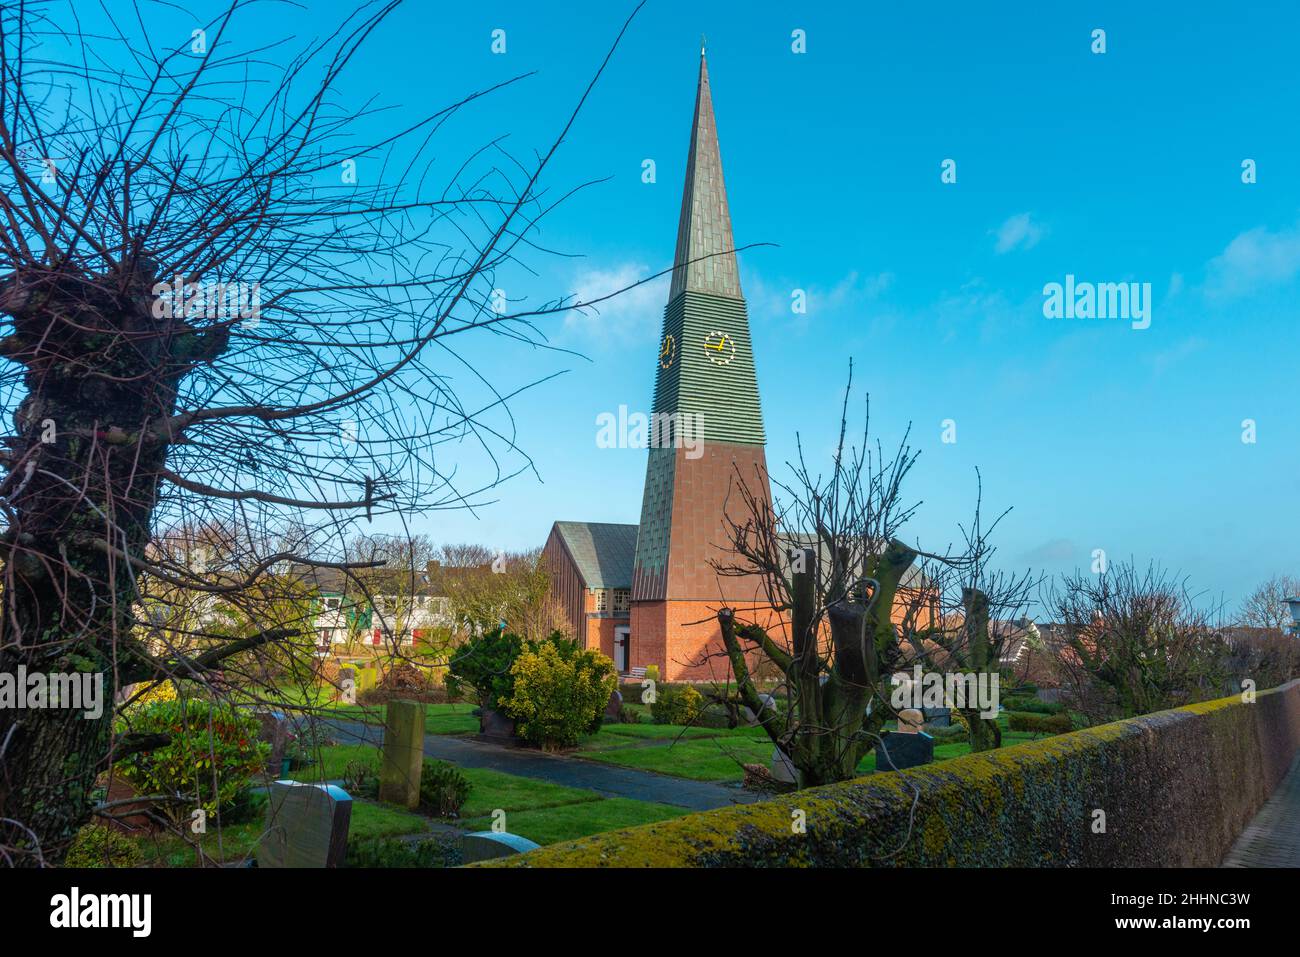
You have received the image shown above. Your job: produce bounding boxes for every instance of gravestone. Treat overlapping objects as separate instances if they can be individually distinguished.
[896,708,924,734]
[462,831,541,863]
[922,705,951,728]
[253,710,295,776]
[875,730,934,772]
[742,693,777,727]
[604,688,623,721]
[257,782,352,868]
[771,746,798,785]
[479,708,517,741]
[378,699,425,808]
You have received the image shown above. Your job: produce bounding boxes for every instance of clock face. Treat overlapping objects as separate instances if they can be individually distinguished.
[703,330,736,365]
[659,334,676,369]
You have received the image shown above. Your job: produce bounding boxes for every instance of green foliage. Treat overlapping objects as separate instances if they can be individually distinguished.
[501,642,618,750]
[345,834,461,868]
[1002,695,1063,715]
[445,630,526,710]
[344,757,380,798]
[650,685,703,726]
[1007,711,1073,735]
[644,664,660,682]
[65,824,143,868]
[419,760,472,816]
[114,699,269,825]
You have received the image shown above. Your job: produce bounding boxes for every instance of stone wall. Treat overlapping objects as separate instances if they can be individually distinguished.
[482,679,1300,867]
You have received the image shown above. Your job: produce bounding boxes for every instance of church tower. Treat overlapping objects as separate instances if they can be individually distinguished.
[629,48,775,681]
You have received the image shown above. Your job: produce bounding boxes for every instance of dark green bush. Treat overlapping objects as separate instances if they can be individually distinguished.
[345,834,461,868]
[1002,695,1063,715]
[927,723,968,744]
[1008,711,1073,735]
[65,824,143,868]
[344,757,380,798]
[419,760,472,816]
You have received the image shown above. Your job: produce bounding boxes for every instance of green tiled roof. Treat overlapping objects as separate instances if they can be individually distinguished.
[553,521,638,590]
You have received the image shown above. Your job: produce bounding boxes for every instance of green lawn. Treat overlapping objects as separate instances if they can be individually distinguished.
[457,767,600,819]
[459,797,689,846]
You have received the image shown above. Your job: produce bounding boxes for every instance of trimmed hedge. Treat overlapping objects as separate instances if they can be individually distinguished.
[479,679,1300,868]
[1007,712,1073,735]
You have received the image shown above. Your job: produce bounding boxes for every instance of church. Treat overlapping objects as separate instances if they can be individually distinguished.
[542,49,779,681]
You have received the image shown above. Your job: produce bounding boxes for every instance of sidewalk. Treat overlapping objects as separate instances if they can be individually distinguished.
[1221,753,1300,867]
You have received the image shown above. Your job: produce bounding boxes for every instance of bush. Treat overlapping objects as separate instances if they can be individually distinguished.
[644,664,660,683]
[1002,695,1062,715]
[419,760,472,816]
[651,685,703,726]
[445,631,527,710]
[501,643,618,750]
[114,700,268,825]
[65,824,143,868]
[345,834,461,868]
[927,723,969,744]
[1008,711,1073,735]
[344,757,380,798]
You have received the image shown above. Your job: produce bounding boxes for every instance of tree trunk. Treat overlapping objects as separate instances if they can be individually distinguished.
[0,264,217,863]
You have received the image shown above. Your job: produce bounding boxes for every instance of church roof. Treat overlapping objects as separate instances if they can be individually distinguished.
[669,50,742,300]
[552,521,638,589]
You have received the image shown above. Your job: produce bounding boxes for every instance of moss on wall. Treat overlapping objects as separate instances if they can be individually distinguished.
[478,680,1300,868]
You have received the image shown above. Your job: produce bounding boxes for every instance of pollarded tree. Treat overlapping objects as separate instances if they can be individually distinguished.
[712,368,1012,787]
[0,0,646,863]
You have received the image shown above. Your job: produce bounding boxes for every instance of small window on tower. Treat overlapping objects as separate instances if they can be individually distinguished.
[594,589,608,613]
[612,589,630,613]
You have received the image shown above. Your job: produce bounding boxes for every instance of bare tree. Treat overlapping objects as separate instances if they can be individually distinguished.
[711,368,1015,787]
[0,0,645,863]
[1047,562,1228,720]
[1239,573,1300,631]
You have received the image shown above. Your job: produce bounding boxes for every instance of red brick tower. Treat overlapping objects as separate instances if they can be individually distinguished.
[629,48,775,681]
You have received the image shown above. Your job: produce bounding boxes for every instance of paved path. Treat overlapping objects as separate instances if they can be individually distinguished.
[325,719,761,812]
[1222,754,1300,867]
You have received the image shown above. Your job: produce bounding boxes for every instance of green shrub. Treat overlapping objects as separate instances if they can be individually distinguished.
[1008,711,1073,735]
[501,643,618,750]
[419,760,472,816]
[65,824,143,868]
[644,664,660,683]
[651,685,703,725]
[220,788,267,825]
[114,700,268,825]
[445,630,526,711]
[344,757,380,798]
[927,723,969,744]
[345,834,461,868]
[1002,695,1063,715]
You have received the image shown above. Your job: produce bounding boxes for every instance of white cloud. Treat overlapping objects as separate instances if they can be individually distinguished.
[564,263,668,344]
[1205,222,1300,299]
[993,213,1044,254]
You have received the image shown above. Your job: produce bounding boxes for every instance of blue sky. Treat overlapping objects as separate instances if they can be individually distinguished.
[85,1,1300,609]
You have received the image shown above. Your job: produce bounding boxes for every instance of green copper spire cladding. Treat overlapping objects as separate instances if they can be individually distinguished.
[669,51,741,301]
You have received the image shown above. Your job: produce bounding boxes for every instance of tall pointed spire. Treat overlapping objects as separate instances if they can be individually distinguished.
[669,48,742,301]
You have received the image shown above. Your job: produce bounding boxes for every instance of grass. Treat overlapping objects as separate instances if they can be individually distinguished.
[459,798,689,846]
[457,767,600,819]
